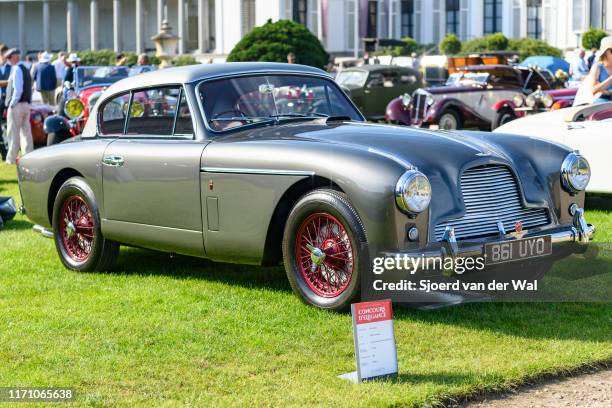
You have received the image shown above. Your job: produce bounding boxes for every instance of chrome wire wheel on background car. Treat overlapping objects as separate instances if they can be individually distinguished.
[53,177,119,272]
[59,196,94,262]
[295,213,354,298]
[283,189,368,311]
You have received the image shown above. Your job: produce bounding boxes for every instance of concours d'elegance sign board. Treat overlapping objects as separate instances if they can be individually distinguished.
[340,300,398,382]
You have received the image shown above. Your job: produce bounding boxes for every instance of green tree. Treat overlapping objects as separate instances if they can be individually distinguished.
[401,37,420,54]
[439,33,462,55]
[172,55,199,66]
[582,27,608,50]
[227,19,329,68]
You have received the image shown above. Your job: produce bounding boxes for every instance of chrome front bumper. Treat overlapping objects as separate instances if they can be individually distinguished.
[381,206,595,261]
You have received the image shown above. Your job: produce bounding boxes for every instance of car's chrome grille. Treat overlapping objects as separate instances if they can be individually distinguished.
[434,165,550,241]
[411,94,428,122]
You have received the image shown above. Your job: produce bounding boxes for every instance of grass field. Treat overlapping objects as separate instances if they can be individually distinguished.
[0,163,610,407]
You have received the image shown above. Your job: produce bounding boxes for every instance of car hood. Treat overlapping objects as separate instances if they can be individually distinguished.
[421,84,487,95]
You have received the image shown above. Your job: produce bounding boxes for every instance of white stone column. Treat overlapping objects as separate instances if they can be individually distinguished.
[177,0,185,54]
[42,1,50,51]
[113,0,122,52]
[157,0,164,29]
[135,0,144,53]
[317,0,323,40]
[353,0,359,58]
[17,1,25,53]
[90,0,99,50]
[198,0,209,53]
[67,0,76,52]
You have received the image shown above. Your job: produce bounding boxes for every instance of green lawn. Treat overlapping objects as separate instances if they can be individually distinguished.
[0,163,610,407]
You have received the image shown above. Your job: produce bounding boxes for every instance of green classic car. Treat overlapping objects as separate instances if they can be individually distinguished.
[335,64,421,120]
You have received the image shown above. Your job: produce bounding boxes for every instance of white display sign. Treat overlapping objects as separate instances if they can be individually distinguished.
[349,299,398,382]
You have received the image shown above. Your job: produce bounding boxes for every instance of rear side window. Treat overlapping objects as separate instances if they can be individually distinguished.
[99,93,129,135]
[126,87,180,136]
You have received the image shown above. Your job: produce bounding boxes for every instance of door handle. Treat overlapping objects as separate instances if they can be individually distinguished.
[102,156,125,167]
[567,124,584,130]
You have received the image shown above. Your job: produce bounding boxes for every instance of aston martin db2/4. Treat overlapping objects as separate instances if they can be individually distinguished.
[18,63,594,310]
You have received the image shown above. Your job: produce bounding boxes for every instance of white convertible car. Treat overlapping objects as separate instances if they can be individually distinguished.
[496,102,612,194]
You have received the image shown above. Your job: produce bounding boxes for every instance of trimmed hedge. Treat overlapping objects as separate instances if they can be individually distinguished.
[439,33,461,55]
[75,49,199,67]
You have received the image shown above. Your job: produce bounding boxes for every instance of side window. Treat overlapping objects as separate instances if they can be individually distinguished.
[99,93,128,135]
[367,73,383,87]
[125,86,180,137]
[174,90,194,135]
[400,71,418,84]
[382,71,397,87]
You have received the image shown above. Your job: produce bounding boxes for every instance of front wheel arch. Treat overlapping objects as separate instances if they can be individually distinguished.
[47,168,84,225]
[261,176,344,266]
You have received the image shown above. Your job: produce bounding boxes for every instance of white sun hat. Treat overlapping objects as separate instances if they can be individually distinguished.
[595,36,612,61]
[66,53,81,63]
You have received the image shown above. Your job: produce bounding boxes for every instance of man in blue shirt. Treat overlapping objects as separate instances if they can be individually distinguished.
[4,48,33,165]
[31,52,56,106]
[0,44,11,161]
[569,49,589,82]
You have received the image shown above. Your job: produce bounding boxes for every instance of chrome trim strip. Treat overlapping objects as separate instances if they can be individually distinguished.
[200,167,315,176]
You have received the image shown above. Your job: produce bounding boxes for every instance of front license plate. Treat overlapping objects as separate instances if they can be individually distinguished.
[485,235,552,265]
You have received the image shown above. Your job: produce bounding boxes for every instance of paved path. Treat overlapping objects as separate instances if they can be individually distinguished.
[464,368,611,407]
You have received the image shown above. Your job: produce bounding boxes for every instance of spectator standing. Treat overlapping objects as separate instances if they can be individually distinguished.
[0,44,11,159]
[63,53,80,84]
[569,49,589,81]
[115,53,127,66]
[587,47,598,70]
[287,52,296,64]
[4,48,33,165]
[32,52,56,106]
[52,52,67,87]
[137,53,150,66]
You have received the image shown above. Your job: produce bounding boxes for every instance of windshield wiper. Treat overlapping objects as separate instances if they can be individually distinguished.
[209,116,273,122]
[269,112,329,119]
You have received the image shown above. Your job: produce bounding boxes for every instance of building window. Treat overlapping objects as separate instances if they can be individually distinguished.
[293,0,307,25]
[527,0,542,39]
[446,0,460,34]
[484,0,502,34]
[401,0,414,37]
[367,0,378,38]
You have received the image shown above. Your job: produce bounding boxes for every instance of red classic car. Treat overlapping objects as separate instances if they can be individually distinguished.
[385,64,552,130]
[44,65,154,144]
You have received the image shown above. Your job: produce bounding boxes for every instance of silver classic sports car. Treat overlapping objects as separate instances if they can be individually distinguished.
[17,63,595,310]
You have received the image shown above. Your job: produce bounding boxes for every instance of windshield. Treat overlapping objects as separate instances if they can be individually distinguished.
[335,70,368,87]
[445,72,490,86]
[198,74,362,132]
[75,66,131,89]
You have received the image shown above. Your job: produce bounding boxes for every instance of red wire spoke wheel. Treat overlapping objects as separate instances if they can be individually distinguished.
[283,189,368,310]
[295,212,355,297]
[59,196,95,262]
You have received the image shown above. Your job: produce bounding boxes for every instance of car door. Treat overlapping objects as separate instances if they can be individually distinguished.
[362,71,385,118]
[99,86,207,256]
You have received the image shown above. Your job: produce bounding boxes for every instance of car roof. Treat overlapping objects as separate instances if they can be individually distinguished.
[342,64,413,72]
[103,62,330,95]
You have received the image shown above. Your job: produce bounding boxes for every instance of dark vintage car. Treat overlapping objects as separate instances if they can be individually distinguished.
[335,64,421,120]
[385,64,552,130]
[18,63,594,311]
[44,65,154,144]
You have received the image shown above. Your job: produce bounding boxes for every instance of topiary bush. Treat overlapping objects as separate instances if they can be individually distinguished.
[486,32,509,50]
[227,19,329,68]
[582,27,608,50]
[439,33,462,55]
[401,37,420,54]
[460,36,490,54]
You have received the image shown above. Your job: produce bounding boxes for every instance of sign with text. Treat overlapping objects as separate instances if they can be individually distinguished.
[350,299,398,381]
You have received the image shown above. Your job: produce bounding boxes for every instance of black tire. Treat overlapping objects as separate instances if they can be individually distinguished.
[52,177,119,272]
[492,107,516,130]
[438,109,462,130]
[282,189,369,311]
[47,129,71,146]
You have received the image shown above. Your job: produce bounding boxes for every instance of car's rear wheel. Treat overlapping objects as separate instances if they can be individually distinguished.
[439,110,461,130]
[52,177,119,272]
[282,189,368,311]
[492,107,516,129]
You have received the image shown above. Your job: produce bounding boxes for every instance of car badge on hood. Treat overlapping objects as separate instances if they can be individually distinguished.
[512,221,526,239]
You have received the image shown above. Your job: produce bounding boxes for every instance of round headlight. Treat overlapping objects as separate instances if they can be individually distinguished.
[395,170,432,214]
[512,94,524,107]
[561,152,590,193]
[401,93,412,107]
[525,94,536,108]
[542,93,554,108]
[64,98,85,119]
